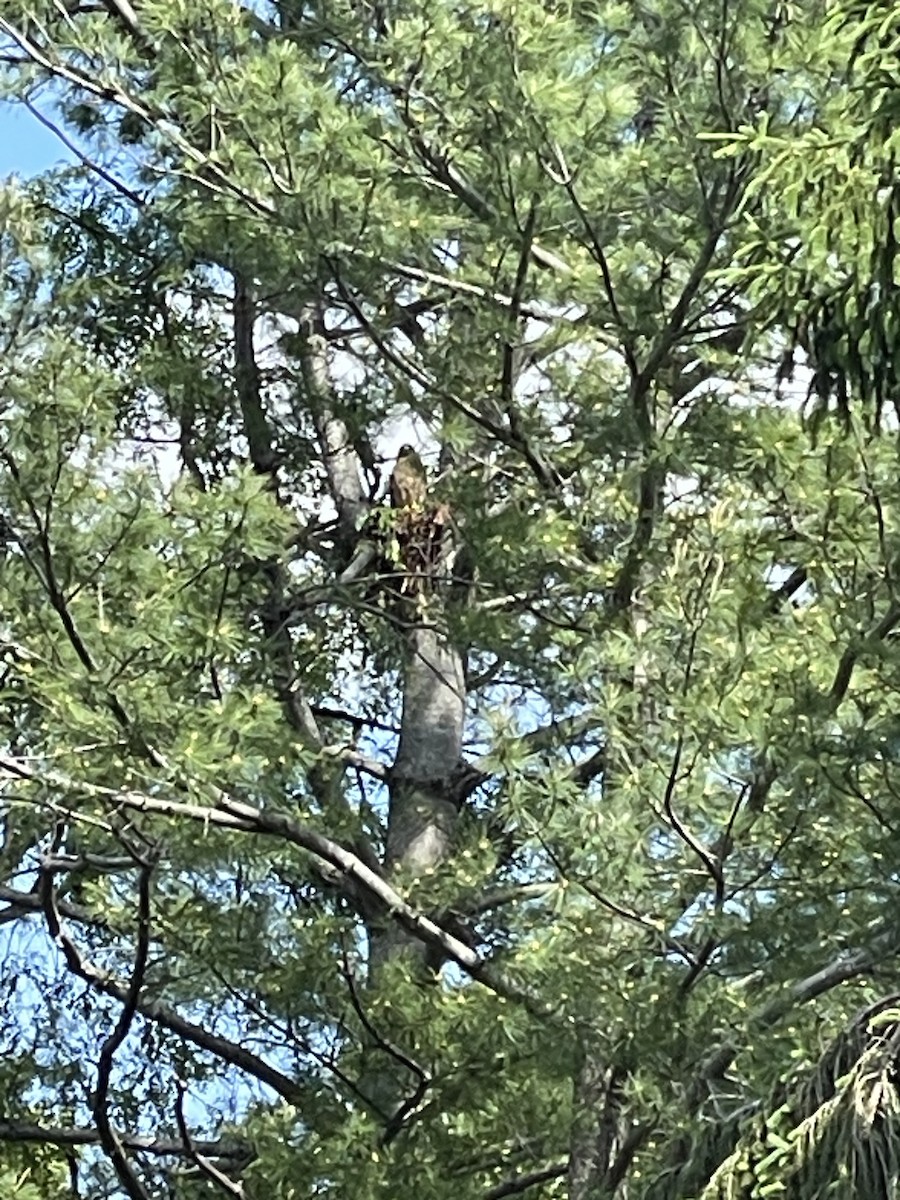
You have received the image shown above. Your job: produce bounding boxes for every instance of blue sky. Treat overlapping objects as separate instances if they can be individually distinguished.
[0,101,72,178]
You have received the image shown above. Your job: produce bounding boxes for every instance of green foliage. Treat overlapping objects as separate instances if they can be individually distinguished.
[0,0,899,1197]
[711,0,900,428]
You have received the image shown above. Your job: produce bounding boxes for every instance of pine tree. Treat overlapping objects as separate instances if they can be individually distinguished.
[2,1,900,1197]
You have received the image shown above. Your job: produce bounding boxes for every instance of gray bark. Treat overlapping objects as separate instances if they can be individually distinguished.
[273,293,469,1114]
[365,614,466,1119]
[368,614,467,980]
[387,620,466,873]
[295,311,367,550]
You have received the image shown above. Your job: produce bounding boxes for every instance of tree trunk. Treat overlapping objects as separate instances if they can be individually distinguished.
[371,617,466,970]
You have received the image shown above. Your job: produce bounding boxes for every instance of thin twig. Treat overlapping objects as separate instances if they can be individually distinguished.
[175,1081,245,1198]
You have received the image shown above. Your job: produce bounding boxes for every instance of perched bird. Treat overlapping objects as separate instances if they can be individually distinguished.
[389,444,427,511]
[386,445,436,596]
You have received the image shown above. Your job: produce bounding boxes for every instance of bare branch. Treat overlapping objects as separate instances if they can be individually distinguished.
[484,1162,566,1200]
[292,305,367,547]
[23,99,145,207]
[27,829,307,1103]
[101,0,142,41]
[40,857,154,1200]
[0,1122,251,1161]
[0,755,541,1009]
[543,140,638,377]
[175,1081,245,1198]
[827,601,900,708]
[0,883,105,928]
[378,258,578,325]
[233,273,277,474]
[336,939,430,1143]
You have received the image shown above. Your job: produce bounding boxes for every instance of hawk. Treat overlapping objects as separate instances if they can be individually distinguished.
[386,445,439,594]
[389,444,427,511]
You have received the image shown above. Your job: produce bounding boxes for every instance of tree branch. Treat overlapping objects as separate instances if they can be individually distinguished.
[0,1122,252,1161]
[0,755,541,1009]
[827,601,900,708]
[484,1162,566,1200]
[27,827,308,1104]
[40,856,154,1200]
[175,1081,245,1198]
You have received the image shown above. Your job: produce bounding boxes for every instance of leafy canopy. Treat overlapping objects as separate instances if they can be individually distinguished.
[1,1,900,1198]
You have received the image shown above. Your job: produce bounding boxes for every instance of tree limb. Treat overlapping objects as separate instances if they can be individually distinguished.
[175,1081,245,1198]
[0,755,541,1009]
[40,856,154,1200]
[0,1122,252,1161]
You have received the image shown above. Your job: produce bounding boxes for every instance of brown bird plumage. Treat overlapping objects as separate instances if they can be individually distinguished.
[389,444,427,510]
